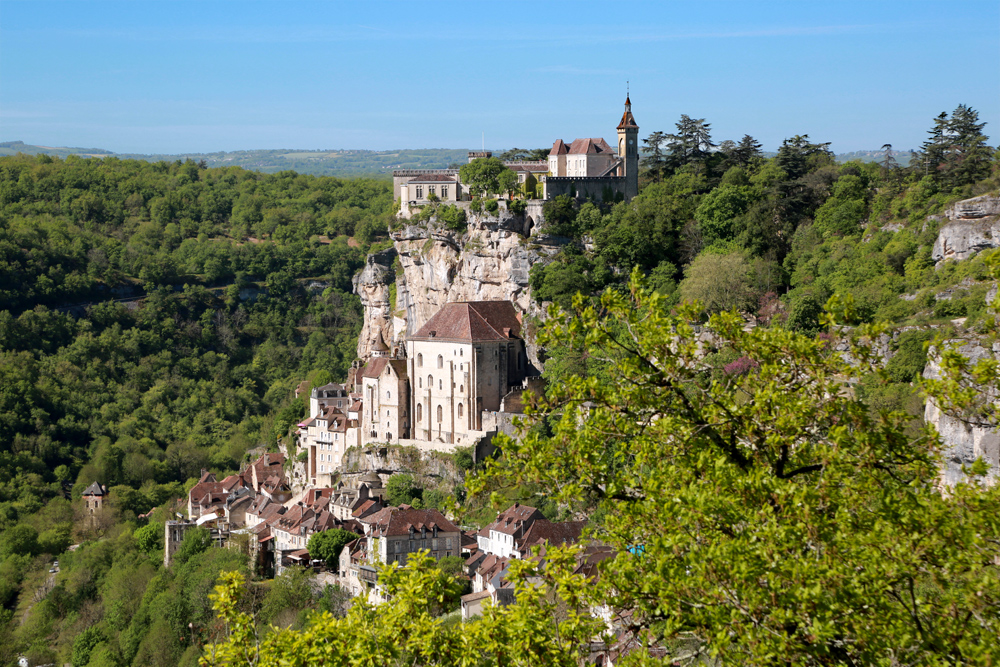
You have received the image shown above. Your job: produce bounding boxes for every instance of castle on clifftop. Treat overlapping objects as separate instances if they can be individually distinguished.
[392,95,640,208]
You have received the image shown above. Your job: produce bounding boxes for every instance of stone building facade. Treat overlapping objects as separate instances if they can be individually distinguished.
[404,301,527,446]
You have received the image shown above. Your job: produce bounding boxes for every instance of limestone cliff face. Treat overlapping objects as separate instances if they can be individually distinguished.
[354,211,566,365]
[923,338,1000,487]
[932,194,1000,264]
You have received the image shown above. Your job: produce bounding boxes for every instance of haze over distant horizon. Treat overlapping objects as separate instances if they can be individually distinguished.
[1,0,997,156]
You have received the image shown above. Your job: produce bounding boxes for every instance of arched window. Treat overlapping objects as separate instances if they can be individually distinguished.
[428,374,433,388]
[457,403,464,418]
[386,390,391,400]
[460,348,463,357]
[419,377,423,388]
[437,355,443,369]
[416,403,422,422]
[439,379,442,390]
[459,385,464,393]
[417,353,423,367]
[436,405,443,422]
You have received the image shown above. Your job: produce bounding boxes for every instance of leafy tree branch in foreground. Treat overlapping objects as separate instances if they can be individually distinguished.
[203,272,999,665]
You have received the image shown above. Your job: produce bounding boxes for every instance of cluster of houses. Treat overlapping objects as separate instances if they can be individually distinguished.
[392,95,641,213]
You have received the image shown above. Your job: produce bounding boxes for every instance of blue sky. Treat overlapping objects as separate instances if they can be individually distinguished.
[1,0,997,154]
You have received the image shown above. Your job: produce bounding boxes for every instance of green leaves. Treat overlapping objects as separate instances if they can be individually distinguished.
[478,272,1000,663]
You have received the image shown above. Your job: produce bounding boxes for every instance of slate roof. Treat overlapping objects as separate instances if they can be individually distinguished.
[550,139,569,155]
[82,482,106,497]
[410,301,522,342]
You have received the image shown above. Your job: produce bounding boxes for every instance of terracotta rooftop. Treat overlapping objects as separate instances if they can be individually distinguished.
[567,137,614,155]
[365,506,460,537]
[359,357,388,379]
[410,301,522,342]
[617,95,639,130]
[518,519,586,552]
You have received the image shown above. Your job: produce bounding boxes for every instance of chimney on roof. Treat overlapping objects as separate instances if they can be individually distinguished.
[503,327,511,338]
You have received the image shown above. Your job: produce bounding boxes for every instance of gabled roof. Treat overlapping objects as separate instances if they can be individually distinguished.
[484,503,544,536]
[549,139,569,156]
[410,301,522,343]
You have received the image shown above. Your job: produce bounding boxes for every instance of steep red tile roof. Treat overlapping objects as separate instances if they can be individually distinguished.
[410,301,522,342]
[549,139,569,156]
[617,95,639,130]
[485,503,544,536]
[567,138,614,155]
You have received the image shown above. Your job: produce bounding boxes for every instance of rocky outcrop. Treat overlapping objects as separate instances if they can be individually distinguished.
[932,194,1000,264]
[354,211,566,365]
[923,339,1000,487]
[352,248,398,360]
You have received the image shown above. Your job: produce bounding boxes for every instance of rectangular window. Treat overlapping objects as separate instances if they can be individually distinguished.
[428,186,436,196]
[446,538,452,549]
[415,185,423,198]
[441,185,449,199]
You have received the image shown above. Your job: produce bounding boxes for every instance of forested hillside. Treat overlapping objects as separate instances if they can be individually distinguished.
[0,156,395,665]
[0,102,998,666]
[533,106,997,411]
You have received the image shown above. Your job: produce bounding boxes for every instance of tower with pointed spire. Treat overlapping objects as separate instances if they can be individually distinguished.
[616,93,640,201]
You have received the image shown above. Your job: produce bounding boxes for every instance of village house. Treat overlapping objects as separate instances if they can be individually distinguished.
[338,505,462,602]
[329,472,386,521]
[300,382,363,487]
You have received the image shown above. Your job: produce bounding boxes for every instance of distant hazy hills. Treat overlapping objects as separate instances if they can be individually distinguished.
[0,141,914,176]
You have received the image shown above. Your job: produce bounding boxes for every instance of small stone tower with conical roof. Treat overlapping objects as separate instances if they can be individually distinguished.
[617,94,640,201]
[371,329,390,359]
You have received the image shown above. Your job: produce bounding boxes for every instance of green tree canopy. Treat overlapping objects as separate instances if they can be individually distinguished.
[384,473,420,506]
[307,528,358,567]
[458,158,516,199]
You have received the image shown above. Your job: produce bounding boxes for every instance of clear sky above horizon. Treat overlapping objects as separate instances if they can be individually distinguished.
[1,0,997,155]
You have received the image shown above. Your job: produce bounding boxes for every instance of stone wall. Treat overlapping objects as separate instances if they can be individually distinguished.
[544,176,626,203]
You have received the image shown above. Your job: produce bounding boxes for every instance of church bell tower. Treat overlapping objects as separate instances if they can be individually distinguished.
[616,93,639,201]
